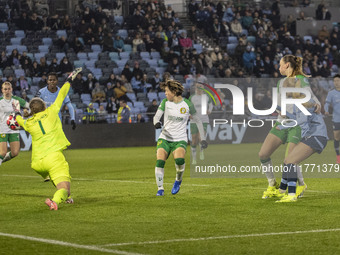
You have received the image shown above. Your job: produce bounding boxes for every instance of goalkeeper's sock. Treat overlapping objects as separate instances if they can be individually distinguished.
[191,145,197,161]
[2,152,12,163]
[52,188,68,205]
[0,155,3,166]
[175,158,185,181]
[296,165,304,186]
[260,158,275,186]
[155,160,165,190]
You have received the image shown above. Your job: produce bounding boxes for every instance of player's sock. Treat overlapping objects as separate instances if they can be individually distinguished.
[286,163,297,195]
[296,165,304,186]
[0,155,3,166]
[279,178,288,191]
[199,144,204,160]
[175,158,185,181]
[2,152,13,163]
[334,140,340,155]
[260,158,275,186]
[155,160,165,190]
[288,180,297,196]
[52,188,68,205]
[191,145,197,162]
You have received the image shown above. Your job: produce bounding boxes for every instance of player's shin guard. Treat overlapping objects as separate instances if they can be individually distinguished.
[260,158,275,186]
[2,152,13,163]
[175,158,185,181]
[52,188,68,205]
[155,160,165,190]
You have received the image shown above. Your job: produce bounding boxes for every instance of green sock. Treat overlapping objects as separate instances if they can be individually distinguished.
[52,188,68,205]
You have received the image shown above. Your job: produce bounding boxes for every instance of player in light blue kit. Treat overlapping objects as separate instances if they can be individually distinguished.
[324,74,340,164]
[275,97,328,202]
[36,72,76,130]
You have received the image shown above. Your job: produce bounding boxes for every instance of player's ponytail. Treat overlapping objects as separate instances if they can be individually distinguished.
[282,55,310,77]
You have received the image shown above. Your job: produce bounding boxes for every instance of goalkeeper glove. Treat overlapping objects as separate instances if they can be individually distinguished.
[66,67,83,84]
[71,120,76,130]
[200,140,208,149]
[154,122,162,129]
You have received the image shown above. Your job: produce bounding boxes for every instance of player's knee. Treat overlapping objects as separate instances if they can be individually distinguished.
[258,150,268,160]
[175,158,185,166]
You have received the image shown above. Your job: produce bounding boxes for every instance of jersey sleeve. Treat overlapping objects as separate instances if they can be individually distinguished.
[297,75,310,87]
[13,96,28,108]
[184,98,196,115]
[51,82,71,113]
[16,115,27,131]
[158,98,167,111]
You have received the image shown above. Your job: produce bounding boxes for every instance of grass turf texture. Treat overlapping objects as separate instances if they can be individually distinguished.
[1,143,340,254]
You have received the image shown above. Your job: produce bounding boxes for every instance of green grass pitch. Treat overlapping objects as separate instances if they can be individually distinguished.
[1,143,340,254]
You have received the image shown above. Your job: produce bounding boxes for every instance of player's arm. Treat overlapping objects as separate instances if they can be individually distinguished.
[324,92,332,115]
[153,99,166,128]
[53,82,71,110]
[15,113,27,131]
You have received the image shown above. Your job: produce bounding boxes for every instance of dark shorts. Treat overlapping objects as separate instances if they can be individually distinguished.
[333,122,340,131]
[300,136,328,154]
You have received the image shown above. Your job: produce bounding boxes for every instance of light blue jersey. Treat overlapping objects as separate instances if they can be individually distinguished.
[324,89,340,123]
[277,105,328,139]
[36,86,75,121]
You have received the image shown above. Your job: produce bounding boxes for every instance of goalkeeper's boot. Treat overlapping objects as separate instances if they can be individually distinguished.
[171,180,182,195]
[200,150,204,160]
[156,189,164,196]
[262,184,280,199]
[67,67,83,81]
[45,198,58,210]
[65,196,74,204]
[296,183,307,198]
[275,194,297,203]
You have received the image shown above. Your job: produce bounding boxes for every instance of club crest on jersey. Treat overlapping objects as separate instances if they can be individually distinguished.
[1,134,5,138]
[180,107,186,114]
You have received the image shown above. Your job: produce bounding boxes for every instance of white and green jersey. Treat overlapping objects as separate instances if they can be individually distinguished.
[189,93,213,123]
[0,96,28,134]
[156,98,196,142]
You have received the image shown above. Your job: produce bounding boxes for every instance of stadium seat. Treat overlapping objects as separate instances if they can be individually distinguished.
[10,37,22,45]
[34,52,46,61]
[193,44,203,54]
[247,36,256,44]
[228,36,238,44]
[38,45,49,53]
[0,23,8,32]
[77,52,88,60]
[14,30,25,37]
[146,59,158,67]
[150,52,161,60]
[148,92,158,100]
[114,15,124,25]
[115,59,127,67]
[84,60,96,68]
[119,52,130,59]
[91,44,101,52]
[109,52,119,60]
[127,93,136,101]
[74,60,84,68]
[14,69,25,77]
[118,29,128,39]
[227,43,237,54]
[178,29,187,35]
[32,77,41,85]
[123,44,132,52]
[56,30,67,37]
[81,94,92,101]
[241,29,248,36]
[42,38,53,46]
[56,52,66,61]
[303,35,313,43]
[88,52,99,60]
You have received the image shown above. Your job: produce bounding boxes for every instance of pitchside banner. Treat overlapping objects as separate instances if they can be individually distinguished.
[188,78,338,178]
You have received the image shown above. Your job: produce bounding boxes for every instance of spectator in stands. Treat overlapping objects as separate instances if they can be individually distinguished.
[179,31,193,50]
[0,51,8,69]
[310,61,320,77]
[7,49,20,68]
[282,32,294,49]
[84,73,97,94]
[17,11,30,31]
[318,25,330,42]
[188,25,198,43]
[6,75,16,89]
[166,57,183,75]
[71,37,84,54]
[20,51,32,69]
[76,19,88,37]
[83,103,97,124]
[243,45,256,73]
[114,80,134,104]
[147,99,158,122]
[49,14,61,30]
[231,18,243,37]
[121,64,133,82]
[62,14,72,30]
[73,72,85,95]
[16,75,29,93]
[55,36,69,53]
[28,13,43,31]
[153,32,165,52]
[188,0,199,22]
[253,54,265,77]
[242,11,253,30]
[84,27,97,45]
[316,5,331,20]
[106,73,117,86]
[132,61,144,80]
[83,6,94,23]
[48,58,59,73]
[97,105,108,123]
[59,57,73,76]
[136,113,145,123]
[113,35,124,52]
[30,61,41,77]
[131,74,143,93]
[132,32,146,52]
[120,75,134,93]
[92,82,106,105]
[303,62,311,75]
[21,91,29,102]
[320,61,331,77]
[38,74,47,89]
[39,57,49,76]
[102,32,114,52]
[117,100,131,123]
[168,33,180,51]
[105,82,114,100]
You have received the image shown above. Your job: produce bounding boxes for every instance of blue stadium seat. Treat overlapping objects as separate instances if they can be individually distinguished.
[227,43,237,54]
[42,38,53,46]
[84,60,96,68]
[120,52,130,59]
[158,59,168,67]
[77,52,88,60]
[123,44,132,52]
[228,36,238,44]
[56,52,66,61]
[10,37,22,45]
[150,52,161,59]
[38,45,49,53]
[81,93,92,101]
[14,69,25,77]
[91,44,101,52]
[74,60,84,68]
[115,59,127,67]
[247,36,256,44]
[88,52,99,60]
[193,44,203,54]
[140,52,150,59]
[0,23,8,32]
[303,35,313,43]
[241,29,248,36]
[34,52,46,61]
[109,52,119,60]
[127,93,136,101]
[118,29,128,39]
[146,59,158,67]
[15,30,25,37]
[56,30,67,37]
[115,15,124,26]
[148,92,158,100]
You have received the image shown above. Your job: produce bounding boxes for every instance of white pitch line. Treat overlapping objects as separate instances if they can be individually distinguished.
[102,228,340,247]
[1,174,210,187]
[0,232,145,255]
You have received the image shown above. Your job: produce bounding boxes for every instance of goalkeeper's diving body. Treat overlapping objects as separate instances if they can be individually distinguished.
[153,80,207,196]
[14,68,82,210]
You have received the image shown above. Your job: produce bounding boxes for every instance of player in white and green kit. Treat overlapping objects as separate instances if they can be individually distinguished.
[0,81,29,165]
[189,82,213,164]
[153,80,207,196]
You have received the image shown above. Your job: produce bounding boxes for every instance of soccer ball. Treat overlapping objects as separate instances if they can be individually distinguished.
[7,114,20,130]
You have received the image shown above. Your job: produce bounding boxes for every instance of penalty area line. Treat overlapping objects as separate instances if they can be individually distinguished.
[1,174,210,187]
[102,228,340,247]
[0,232,145,255]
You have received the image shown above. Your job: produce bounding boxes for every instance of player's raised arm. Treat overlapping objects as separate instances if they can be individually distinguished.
[53,68,82,110]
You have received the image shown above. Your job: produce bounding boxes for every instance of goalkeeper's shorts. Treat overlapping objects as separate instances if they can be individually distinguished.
[32,150,71,185]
